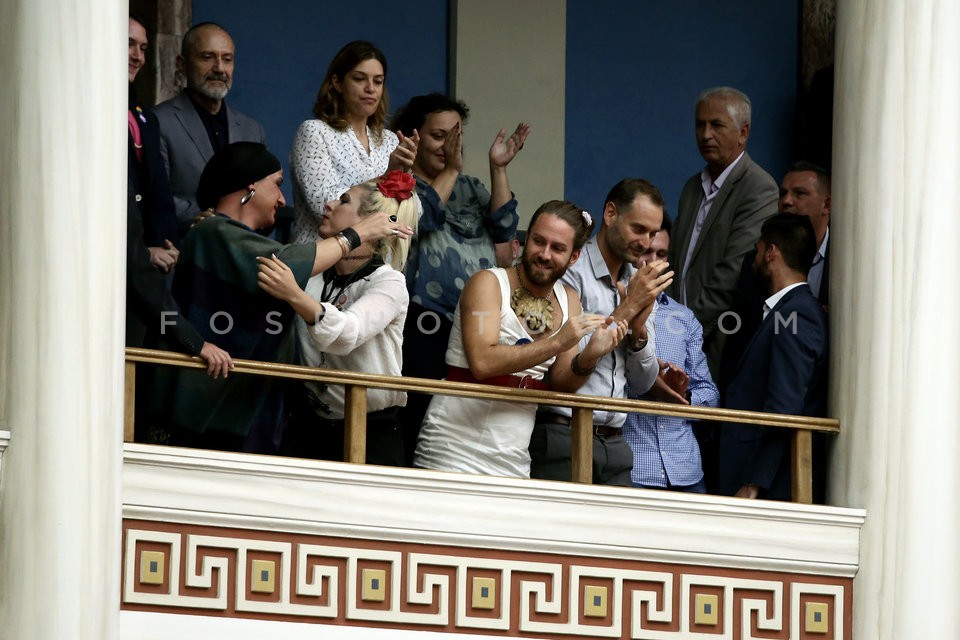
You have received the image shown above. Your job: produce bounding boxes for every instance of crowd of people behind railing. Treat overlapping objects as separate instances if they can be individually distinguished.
[126,17,832,502]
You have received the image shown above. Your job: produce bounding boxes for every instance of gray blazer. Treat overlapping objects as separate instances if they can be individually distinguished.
[152,91,266,226]
[667,151,778,375]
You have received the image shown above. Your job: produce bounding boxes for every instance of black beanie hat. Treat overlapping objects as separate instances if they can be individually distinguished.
[196,142,281,210]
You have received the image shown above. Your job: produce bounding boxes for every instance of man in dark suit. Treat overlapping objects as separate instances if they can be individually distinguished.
[777,162,831,306]
[720,162,832,388]
[153,22,266,231]
[668,87,779,378]
[128,13,179,272]
[718,214,828,501]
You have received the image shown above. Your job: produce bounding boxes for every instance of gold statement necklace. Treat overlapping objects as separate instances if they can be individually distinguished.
[510,263,554,334]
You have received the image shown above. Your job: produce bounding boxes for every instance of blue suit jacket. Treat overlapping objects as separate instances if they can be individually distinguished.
[718,283,828,500]
[152,91,266,228]
[129,95,178,248]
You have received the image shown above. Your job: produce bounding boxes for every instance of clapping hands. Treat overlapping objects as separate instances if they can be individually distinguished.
[489,123,530,168]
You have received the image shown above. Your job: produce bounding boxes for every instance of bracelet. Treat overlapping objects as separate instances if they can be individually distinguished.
[339,227,362,251]
[571,352,596,377]
[308,305,327,326]
[335,235,351,257]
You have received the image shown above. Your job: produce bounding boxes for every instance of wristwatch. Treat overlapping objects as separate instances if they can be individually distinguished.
[628,334,648,352]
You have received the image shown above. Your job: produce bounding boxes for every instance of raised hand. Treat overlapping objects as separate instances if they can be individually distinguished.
[582,317,629,359]
[616,259,673,321]
[350,210,414,244]
[442,122,463,173]
[387,130,419,173]
[489,122,530,168]
[554,312,608,350]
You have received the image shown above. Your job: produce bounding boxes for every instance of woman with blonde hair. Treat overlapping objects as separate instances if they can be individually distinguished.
[290,40,418,244]
[257,171,418,464]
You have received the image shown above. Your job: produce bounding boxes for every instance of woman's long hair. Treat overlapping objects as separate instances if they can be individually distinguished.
[312,41,389,143]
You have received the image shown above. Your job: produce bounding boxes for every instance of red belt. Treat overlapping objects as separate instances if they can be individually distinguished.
[446,366,550,391]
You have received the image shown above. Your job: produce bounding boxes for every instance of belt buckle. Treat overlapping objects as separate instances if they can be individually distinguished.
[518,374,532,389]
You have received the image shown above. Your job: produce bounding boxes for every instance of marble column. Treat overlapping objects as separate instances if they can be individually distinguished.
[832,0,960,637]
[0,1,126,639]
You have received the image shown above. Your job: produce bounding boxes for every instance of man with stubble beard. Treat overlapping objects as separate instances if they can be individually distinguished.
[153,22,267,232]
[414,201,627,479]
[530,179,674,486]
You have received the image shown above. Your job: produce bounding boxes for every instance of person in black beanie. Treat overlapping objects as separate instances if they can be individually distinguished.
[159,142,413,454]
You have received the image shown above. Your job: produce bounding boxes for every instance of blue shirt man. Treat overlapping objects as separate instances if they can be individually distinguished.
[624,220,719,491]
[625,293,719,490]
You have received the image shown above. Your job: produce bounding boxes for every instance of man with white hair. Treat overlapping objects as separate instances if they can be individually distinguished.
[667,86,778,378]
[153,22,266,231]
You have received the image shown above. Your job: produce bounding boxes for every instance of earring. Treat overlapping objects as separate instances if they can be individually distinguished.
[240,189,256,205]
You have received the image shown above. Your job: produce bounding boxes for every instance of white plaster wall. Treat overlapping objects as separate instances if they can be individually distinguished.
[832,0,960,637]
[0,1,126,638]
[120,445,863,639]
[452,0,566,227]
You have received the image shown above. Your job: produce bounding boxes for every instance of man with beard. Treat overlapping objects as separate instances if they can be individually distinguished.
[718,214,828,501]
[153,22,266,232]
[414,201,627,479]
[530,179,674,486]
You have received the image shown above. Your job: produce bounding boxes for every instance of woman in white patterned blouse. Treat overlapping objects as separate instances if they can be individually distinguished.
[290,40,418,245]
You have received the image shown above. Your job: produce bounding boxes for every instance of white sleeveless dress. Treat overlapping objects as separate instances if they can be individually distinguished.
[414,268,569,478]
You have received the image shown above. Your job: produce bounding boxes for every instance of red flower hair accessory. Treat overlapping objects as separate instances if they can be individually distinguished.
[378,170,416,201]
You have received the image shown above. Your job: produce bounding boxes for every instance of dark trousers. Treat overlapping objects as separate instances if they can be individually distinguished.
[399,302,453,465]
[281,388,404,466]
[529,421,633,486]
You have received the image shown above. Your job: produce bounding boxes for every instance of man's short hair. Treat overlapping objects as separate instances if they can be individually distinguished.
[697,86,752,128]
[390,93,469,137]
[181,22,229,58]
[760,213,817,274]
[787,160,831,195]
[603,178,665,215]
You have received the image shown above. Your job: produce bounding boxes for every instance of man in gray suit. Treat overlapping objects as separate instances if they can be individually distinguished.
[153,22,266,231]
[667,86,778,377]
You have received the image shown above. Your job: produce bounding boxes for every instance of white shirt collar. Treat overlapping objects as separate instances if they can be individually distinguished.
[763,282,807,318]
[700,150,745,195]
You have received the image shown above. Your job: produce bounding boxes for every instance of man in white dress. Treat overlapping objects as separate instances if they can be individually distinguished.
[414,200,626,478]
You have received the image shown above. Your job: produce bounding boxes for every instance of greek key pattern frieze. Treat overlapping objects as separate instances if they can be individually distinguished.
[122,521,849,639]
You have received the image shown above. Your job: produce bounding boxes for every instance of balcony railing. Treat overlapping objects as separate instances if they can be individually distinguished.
[124,347,839,503]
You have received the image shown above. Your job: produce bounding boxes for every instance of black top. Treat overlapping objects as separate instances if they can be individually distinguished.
[188,92,230,153]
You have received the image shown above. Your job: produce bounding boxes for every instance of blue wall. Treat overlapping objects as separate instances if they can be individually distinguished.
[192,0,449,201]
[564,0,799,219]
[190,1,798,216]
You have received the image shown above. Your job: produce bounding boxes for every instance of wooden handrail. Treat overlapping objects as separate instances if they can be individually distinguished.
[124,347,839,503]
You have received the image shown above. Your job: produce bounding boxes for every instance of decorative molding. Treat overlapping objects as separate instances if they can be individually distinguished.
[123,444,866,577]
[123,521,850,639]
